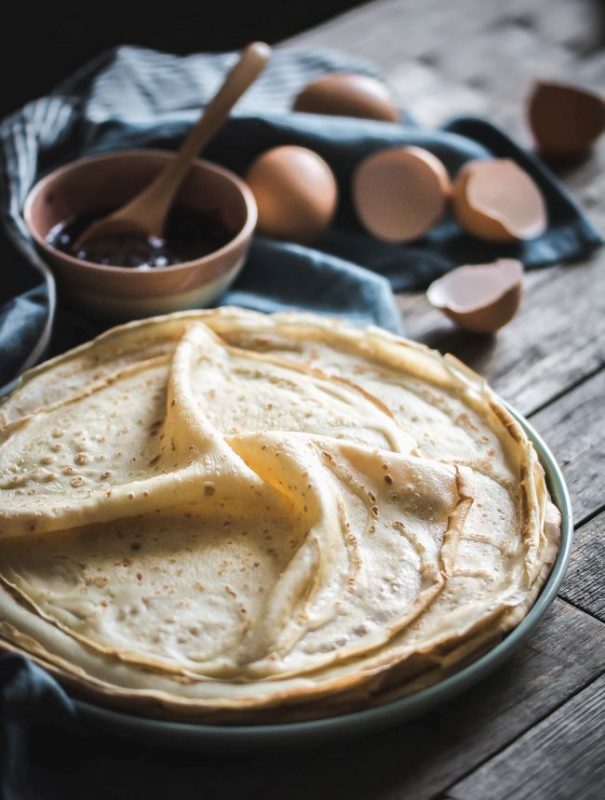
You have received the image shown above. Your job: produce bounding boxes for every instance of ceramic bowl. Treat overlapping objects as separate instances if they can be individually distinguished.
[24,149,257,319]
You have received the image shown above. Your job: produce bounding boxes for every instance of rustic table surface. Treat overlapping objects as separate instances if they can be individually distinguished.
[25,2,603,798]
[246,2,604,798]
[155,3,603,798]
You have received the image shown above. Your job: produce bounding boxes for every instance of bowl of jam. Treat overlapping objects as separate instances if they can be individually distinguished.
[24,149,257,318]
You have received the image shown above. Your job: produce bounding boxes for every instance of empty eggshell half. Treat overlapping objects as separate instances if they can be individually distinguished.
[453,159,547,242]
[293,73,400,122]
[528,80,605,159]
[352,146,451,243]
[245,145,338,244]
[427,258,524,334]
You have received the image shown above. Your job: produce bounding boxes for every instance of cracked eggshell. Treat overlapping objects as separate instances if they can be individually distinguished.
[528,80,605,159]
[352,146,451,243]
[244,145,338,244]
[453,159,547,242]
[427,258,524,334]
[293,73,400,122]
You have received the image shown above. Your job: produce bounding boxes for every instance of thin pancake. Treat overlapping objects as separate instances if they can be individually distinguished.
[0,308,560,721]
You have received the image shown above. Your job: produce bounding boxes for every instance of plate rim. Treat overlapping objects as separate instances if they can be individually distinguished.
[73,403,573,744]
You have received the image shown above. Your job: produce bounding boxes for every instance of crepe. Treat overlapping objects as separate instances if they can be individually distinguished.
[0,308,560,722]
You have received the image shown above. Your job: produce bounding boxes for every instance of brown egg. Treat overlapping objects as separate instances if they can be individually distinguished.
[528,80,605,159]
[293,73,400,123]
[352,146,451,243]
[427,259,524,334]
[245,146,338,244]
[453,159,547,242]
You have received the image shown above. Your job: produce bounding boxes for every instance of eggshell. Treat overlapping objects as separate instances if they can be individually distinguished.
[245,146,338,244]
[352,146,451,243]
[293,73,400,123]
[427,259,524,334]
[453,159,547,242]
[528,80,605,159]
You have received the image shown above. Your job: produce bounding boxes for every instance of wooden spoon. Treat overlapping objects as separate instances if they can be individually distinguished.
[75,42,271,249]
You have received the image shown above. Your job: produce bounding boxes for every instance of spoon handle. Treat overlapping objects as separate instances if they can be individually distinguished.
[178,42,271,173]
[118,42,271,236]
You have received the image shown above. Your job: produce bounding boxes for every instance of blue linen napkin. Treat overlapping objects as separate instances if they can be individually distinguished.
[0,46,602,391]
[0,46,603,800]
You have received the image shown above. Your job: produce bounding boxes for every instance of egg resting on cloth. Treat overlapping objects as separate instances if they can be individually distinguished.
[0,308,560,723]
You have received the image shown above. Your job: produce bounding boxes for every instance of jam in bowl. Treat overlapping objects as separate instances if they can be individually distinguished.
[24,149,257,319]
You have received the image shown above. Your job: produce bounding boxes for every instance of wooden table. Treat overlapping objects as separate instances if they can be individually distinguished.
[18,3,601,798]
[253,2,605,797]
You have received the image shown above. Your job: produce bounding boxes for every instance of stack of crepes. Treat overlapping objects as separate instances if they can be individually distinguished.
[0,308,560,723]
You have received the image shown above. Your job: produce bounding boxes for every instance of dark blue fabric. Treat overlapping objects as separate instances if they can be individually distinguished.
[0,46,602,390]
[0,46,603,800]
[0,286,50,390]
[0,654,287,800]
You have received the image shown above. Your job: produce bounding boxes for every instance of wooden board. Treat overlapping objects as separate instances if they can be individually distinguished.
[288,0,605,422]
[561,510,605,621]
[240,601,604,800]
[530,368,605,525]
[284,1,605,798]
[1,3,604,800]
[396,256,605,418]
[446,675,605,800]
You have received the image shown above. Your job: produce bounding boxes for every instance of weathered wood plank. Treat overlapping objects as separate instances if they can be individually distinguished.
[250,600,604,800]
[424,23,573,134]
[286,0,605,134]
[446,674,605,800]
[278,3,605,799]
[530,368,605,525]
[534,0,604,54]
[395,257,605,418]
[288,0,605,422]
[6,5,595,800]
[560,510,605,621]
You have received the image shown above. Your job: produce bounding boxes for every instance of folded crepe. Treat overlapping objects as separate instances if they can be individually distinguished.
[0,308,560,722]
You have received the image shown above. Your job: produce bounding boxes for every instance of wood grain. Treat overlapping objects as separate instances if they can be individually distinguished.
[287,0,605,133]
[291,0,605,422]
[530,368,605,525]
[561,510,605,621]
[284,3,605,799]
[446,675,605,800]
[251,600,604,800]
[396,257,605,417]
